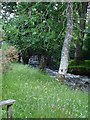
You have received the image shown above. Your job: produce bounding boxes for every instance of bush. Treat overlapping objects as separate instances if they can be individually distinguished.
[5,46,18,62]
[68,66,90,76]
[2,45,18,73]
[68,60,90,76]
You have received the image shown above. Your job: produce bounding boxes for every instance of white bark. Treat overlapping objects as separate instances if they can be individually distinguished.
[58,2,73,75]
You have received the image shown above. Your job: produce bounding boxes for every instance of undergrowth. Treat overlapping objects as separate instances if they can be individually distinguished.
[2,63,88,118]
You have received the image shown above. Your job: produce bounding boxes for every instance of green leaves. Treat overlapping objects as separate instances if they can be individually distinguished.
[3,2,66,61]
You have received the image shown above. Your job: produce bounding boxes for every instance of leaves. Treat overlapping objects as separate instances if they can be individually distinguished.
[3,2,65,58]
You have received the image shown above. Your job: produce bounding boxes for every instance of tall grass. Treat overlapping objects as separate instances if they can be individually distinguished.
[2,63,88,118]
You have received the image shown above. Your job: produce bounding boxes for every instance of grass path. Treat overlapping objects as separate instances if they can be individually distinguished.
[2,63,88,118]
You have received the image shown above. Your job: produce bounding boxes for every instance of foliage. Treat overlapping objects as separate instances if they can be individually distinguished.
[83,21,90,59]
[1,42,18,73]
[5,46,18,62]
[2,63,88,118]
[69,60,90,67]
[2,2,66,65]
[1,2,90,71]
[68,60,90,76]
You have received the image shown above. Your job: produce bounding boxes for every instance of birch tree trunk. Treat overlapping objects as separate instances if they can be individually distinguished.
[58,2,73,77]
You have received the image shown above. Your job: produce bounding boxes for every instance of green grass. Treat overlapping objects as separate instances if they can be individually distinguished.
[69,60,90,68]
[68,60,90,76]
[2,63,88,118]
[0,49,2,119]
[0,72,2,119]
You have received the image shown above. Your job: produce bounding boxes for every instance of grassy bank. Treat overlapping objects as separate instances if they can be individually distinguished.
[68,60,90,76]
[2,63,88,118]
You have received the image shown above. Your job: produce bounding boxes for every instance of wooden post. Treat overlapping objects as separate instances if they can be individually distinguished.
[0,99,16,119]
[7,104,13,119]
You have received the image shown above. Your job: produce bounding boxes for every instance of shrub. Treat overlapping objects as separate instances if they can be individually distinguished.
[5,46,18,62]
[68,60,90,76]
[2,45,18,73]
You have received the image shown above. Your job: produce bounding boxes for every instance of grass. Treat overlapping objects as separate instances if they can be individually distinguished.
[2,63,88,118]
[68,60,90,76]
[69,60,90,68]
[0,49,2,119]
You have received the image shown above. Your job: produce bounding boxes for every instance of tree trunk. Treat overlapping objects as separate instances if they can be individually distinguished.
[75,39,83,64]
[22,50,30,64]
[58,2,73,78]
[75,3,88,63]
[39,55,46,72]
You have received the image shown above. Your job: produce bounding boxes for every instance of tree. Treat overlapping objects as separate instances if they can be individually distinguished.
[83,2,90,60]
[75,2,88,63]
[3,2,66,69]
[58,2,73,78]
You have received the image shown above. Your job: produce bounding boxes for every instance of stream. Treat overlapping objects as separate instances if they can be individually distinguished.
[46,68,90,92]
[28,56,90,92]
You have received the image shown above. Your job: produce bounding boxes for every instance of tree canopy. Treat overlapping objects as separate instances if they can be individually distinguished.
[1,2,90,71]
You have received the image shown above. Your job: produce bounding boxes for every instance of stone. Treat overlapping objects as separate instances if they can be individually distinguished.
[45,68,90,92]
